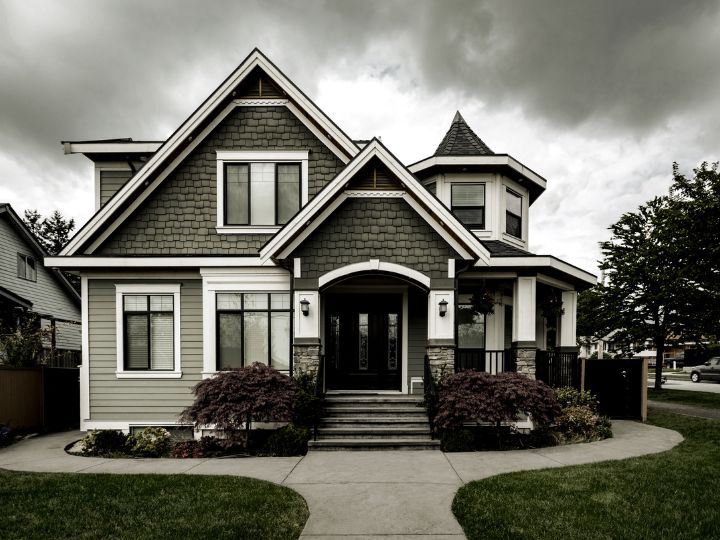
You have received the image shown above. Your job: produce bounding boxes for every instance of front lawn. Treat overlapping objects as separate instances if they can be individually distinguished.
[0,471,308,540]
[648,388,720,409]
[452,411,719,540]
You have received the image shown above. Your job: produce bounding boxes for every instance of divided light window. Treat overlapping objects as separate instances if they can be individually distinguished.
[123,295,174,371]
[505,189,522,239]
[224,162,301,226]
[17,253,37,282]
[451,184,485,228]
[216,292,291,371]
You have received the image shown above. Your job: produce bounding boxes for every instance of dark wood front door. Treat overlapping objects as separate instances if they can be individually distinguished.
[325,294,402,390]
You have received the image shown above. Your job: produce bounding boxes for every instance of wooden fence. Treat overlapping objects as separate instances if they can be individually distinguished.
[0,366,79,431]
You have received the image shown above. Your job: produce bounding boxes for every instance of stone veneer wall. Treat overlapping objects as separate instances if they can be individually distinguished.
[514,347,537,379]
[293,343,321,377]
[426,346,455,381]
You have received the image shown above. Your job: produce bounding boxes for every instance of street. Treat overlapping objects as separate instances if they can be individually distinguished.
[648,377,720,394]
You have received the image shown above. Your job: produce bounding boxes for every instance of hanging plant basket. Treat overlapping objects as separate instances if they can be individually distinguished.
[539,289,564,324]
[469,284,495,316]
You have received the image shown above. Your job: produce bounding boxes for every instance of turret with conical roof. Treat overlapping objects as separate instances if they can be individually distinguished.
[434,111,493,156]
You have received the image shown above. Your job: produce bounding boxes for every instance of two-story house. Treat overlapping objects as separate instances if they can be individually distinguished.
[48,49,595,435]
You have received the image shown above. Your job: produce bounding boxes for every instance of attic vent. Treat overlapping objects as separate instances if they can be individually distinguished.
[347,158,403,191]
[235,67,285,99]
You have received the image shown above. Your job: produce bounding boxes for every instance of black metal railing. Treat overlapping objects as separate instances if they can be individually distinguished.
[536,350,580,388]
[313,354,326,441]
[456,349,515,373]
[423,354,438,439]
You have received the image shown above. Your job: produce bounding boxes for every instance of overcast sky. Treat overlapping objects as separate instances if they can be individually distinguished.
[2,0,719,275]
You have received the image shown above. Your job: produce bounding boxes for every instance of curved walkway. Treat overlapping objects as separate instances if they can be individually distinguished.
[0,420,682,539]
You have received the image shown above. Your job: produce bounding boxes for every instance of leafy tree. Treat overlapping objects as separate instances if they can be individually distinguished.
[22,209,75,256]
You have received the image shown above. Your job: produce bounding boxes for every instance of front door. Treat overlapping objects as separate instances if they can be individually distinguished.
[325,294,402,390]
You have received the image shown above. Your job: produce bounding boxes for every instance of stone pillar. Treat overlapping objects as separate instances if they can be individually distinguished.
[293,290,321,378]
[293,339,321,377]
[426,342,455,381]
[513,346,537,378]
[512,276,537,379]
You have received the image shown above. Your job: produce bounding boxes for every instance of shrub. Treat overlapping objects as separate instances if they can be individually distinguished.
[555,405,613,443]
[261,424,310,456]
[0,314,51,367]
[440,429,475,452]
[171,439,203,458]
[0,424,12,448]
[554,387,599,412]
[80,430,129,456]
[292,370,323,428]
[127,427,171,457]
[434,371,561,431]
[181,363,297,448]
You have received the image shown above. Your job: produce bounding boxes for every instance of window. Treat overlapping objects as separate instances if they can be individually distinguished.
[457,304,486,350]
[451,184,485,228]
[505,189,522,238]
[115,284,181,378]
[216,292,291,371]
[17,253,36,281]
[224,162,300,226]
[217,151,308,232]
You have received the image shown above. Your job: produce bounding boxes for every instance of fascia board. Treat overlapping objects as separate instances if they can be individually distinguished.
[45,256,273,268]
[487,256,596,285]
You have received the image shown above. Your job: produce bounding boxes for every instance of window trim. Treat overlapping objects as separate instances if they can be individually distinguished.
[505,188,523,239]
[451,183,485,229]
[215,292,292,371]
[17,253,37,282]
[115,284,182,379]
[216,150,309,233]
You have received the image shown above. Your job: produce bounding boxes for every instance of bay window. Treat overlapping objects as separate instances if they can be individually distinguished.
[505,189,522,238]
[451,184,485,228]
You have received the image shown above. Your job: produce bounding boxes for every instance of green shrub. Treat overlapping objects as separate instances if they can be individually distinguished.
[555,405,612,443]
[127,427,171,457]
[80,430,129,456]
[440,429,475,452]
[261,424,310,456]
[554,387,599,412]
[292,371,323,428]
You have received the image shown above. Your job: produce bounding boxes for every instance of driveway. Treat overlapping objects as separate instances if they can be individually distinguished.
[0,420,683,539]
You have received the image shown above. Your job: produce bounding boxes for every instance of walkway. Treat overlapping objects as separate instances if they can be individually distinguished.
[648,400,720,421]
[0,420,683,539]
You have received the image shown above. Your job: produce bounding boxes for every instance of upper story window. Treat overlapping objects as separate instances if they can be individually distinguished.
[17,253,36,282]
[505,189,522,238]
[216,151,308,233]
[451,184,485,229]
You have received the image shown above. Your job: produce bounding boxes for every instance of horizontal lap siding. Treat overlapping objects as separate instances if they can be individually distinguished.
[407,288,427,387]
[88,278,202,422]
[100,170,132,207]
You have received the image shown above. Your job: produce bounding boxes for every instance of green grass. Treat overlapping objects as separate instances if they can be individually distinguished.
[0,471,308,540]
[452,411,720,540]
[648,388,720,409]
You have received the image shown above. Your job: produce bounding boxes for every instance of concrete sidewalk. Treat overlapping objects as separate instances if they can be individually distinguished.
[0,420,683,539]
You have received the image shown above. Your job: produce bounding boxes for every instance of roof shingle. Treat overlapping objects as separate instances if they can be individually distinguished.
[434,111,494,156]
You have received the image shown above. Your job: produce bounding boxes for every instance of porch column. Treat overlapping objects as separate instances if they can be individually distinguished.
[558,290,578,352]
[512,276,537,378]
[293,290,321,376]
[427,290,455,380]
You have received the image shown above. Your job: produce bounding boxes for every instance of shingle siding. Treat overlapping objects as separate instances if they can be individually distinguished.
[291,197,462,280]
[98,106,344,255]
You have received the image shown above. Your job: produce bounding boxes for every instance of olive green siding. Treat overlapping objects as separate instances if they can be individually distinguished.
[87,278,202,421]
[291,197,462,280]
[100,170,132,207]
[407,287,428,388]
[98,106,344,256]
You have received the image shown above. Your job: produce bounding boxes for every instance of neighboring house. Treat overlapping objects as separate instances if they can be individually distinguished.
[48,49,596,433]
[0,203,81,366]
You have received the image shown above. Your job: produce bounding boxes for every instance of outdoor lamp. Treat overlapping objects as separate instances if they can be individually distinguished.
[438,299,448,317]
[300,298,310,316]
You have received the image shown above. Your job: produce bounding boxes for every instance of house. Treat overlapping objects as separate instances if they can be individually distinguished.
[47,49,596,435]
[0,203,81,365]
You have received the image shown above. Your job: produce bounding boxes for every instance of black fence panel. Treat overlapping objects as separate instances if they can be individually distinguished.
[584,359,643,419]
[42,367,80,430]
[536,350,581,389]
[456,350,514,373]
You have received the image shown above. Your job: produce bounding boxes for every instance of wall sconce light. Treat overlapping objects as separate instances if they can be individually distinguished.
[438,299,448,317]
[300,298,310,316]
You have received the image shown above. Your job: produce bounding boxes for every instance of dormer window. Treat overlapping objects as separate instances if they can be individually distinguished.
[216,151,308,233]
[451,184,485,229]
[505,189,522,238]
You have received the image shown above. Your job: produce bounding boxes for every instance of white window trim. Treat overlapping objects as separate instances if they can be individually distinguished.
[115,283,182,379]
[216,150,309,233]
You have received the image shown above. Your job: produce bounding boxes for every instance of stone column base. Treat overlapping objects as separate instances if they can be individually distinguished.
[513,344,537,379]
[426,344,455,381]
[293,340,321,378]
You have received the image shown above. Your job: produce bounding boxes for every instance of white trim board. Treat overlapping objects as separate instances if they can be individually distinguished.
[46,256,274,268]
[60,49,359,257]
[318,260,431,289]
[485,256,596,286]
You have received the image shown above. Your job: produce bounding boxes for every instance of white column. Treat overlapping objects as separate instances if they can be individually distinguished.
[427,290,454,342]
[512,276,536,344]
[294,290,320,339]
[559,290,578,348]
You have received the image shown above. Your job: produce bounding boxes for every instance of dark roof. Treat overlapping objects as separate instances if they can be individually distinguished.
[480,240,534,257]
[0,285,33,309]
[434,111,494,156]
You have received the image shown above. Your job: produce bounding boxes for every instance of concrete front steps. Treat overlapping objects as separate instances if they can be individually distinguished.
[308,393,440,451]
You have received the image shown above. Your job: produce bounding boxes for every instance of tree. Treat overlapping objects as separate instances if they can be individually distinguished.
[22,209,75,256]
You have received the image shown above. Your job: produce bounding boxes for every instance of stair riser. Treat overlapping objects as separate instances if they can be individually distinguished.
[320,422,429,429]
[324,406,425,413]
[310,445,438,451]
[317,433,431,440]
